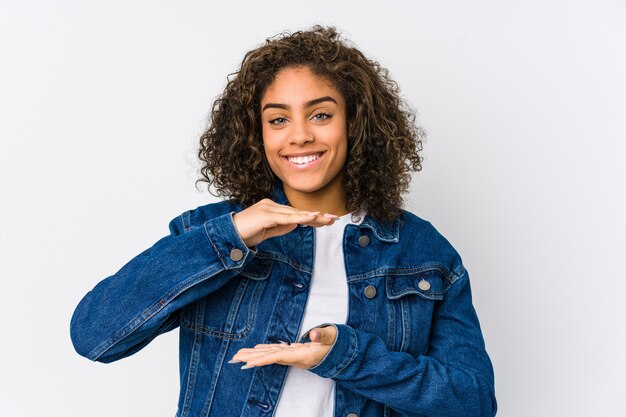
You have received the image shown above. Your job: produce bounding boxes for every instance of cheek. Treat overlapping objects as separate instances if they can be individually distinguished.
[337,149,348,171]
[336,136,348,164]
[263,147,277,168]
[261,140,281,172]
[261,131,273,158]
[261,126,280,151]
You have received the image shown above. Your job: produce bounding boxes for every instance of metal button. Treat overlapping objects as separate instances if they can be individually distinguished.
[418,279,431,291]
[229,248,244,261]
[364,286,377,298]
[358,235,370,247]
[347,413,358,417]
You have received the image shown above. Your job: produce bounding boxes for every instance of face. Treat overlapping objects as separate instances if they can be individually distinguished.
[260,66,348,203]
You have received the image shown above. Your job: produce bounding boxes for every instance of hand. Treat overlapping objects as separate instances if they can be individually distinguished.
[229,325,338,370]
[232,198,338,248]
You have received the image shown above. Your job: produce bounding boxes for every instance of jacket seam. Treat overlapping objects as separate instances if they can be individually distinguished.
[204,223,229,269]
[252,251,313,274]
[88,264,224,361]
[180,319,253,340]
[179,278,266,340]
[346,263,457,283]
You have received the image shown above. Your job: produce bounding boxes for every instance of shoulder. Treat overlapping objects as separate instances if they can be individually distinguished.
[397,208,466,282]
[168,199,241,235]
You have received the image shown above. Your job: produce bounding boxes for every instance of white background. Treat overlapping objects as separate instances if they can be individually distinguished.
[1,1,624,416]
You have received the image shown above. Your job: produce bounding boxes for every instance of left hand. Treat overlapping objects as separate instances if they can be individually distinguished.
[229,326,337,370]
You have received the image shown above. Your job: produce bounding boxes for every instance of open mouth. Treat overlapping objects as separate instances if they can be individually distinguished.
[283,152,324,165]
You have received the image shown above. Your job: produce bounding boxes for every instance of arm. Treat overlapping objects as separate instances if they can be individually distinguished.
[304,269,497,417]
[69,210,255,363]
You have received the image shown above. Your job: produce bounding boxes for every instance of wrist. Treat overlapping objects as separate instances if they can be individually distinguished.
[230,213,256,250]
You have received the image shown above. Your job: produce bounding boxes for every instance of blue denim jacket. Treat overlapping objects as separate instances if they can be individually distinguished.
[70,185,497,417]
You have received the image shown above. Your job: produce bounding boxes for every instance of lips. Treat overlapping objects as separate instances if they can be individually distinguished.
[284,152,324,164]
[282,151,326,169]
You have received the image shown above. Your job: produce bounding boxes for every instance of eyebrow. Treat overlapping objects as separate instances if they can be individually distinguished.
[262,96,337,112]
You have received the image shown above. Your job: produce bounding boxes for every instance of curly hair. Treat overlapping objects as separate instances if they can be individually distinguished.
[196,25,424,224]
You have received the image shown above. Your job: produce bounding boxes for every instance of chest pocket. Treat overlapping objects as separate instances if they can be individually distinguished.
[180,256,273,340]
[385,269,444,355]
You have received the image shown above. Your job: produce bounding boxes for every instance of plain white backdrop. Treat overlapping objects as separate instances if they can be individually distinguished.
[1,1,624,416]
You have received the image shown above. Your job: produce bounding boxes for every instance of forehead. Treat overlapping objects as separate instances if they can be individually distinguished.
[261,66,343,104]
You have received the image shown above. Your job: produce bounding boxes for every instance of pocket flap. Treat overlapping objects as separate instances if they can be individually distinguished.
[385,269,444,301]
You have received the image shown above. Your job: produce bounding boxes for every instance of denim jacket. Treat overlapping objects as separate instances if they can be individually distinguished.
[70,184,497,417]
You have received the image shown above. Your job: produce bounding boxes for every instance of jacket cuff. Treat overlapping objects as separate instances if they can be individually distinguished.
[203,211,257,270]
[304,323,357,378]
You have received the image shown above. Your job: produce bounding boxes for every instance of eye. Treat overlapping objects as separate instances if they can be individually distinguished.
[312,113,332,121]
[268,117,288,125]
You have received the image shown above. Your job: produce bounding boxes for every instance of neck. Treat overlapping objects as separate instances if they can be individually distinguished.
[282,175,349,216]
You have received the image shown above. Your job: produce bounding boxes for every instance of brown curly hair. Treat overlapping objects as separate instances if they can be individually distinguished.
[196,25,425,224]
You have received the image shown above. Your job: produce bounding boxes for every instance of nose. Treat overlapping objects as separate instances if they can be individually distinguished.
[290,118,314,146]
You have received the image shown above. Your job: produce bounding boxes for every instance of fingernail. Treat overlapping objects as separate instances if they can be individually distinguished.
[228,358,241,364]
[323,213,338,219]
[240,364,254,370]
[308,211,320,215]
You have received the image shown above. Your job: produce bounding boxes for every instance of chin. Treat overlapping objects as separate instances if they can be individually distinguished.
[284,179,326,193]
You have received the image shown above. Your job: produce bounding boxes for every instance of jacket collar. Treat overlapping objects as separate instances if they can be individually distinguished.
[270,179,400,243]
[359,213,400,243]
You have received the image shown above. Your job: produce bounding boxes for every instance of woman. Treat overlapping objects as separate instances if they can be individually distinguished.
[70,26,497,417]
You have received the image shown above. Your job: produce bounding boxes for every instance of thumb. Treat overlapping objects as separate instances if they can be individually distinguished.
[310,326,336,344]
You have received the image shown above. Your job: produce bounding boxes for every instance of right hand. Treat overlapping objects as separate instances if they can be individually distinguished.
[232,198,338,248]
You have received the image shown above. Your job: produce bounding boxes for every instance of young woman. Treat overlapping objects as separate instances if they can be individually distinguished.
[70,26,497,417]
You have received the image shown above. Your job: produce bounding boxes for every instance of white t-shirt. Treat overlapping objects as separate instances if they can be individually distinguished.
[274,211,364,417]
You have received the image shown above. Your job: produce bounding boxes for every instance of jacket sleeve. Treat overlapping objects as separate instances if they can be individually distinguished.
[302,269,497,417]
[70,209,255,363]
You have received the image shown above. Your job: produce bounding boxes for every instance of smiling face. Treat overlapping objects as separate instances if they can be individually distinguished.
[260,66,349,212]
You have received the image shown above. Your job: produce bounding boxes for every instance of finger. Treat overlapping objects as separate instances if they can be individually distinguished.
[265,211,320,226]
[263,206,339,228]
[252,342,295,349]
[230,347,283,364]
[235,346,281,354]
[245,348,298,368]
[269,206,321,216]
[236,349,290,368]
[232,346,285,358]
[237,342,305,356]
[230,343,302,362]
[259,212,337,240]
[309,326,337,344]
[248,345,324,369]
[236,347,284,361]
[296,215,339,228]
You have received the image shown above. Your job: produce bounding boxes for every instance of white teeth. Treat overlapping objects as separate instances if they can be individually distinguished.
[286,153,322,164]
